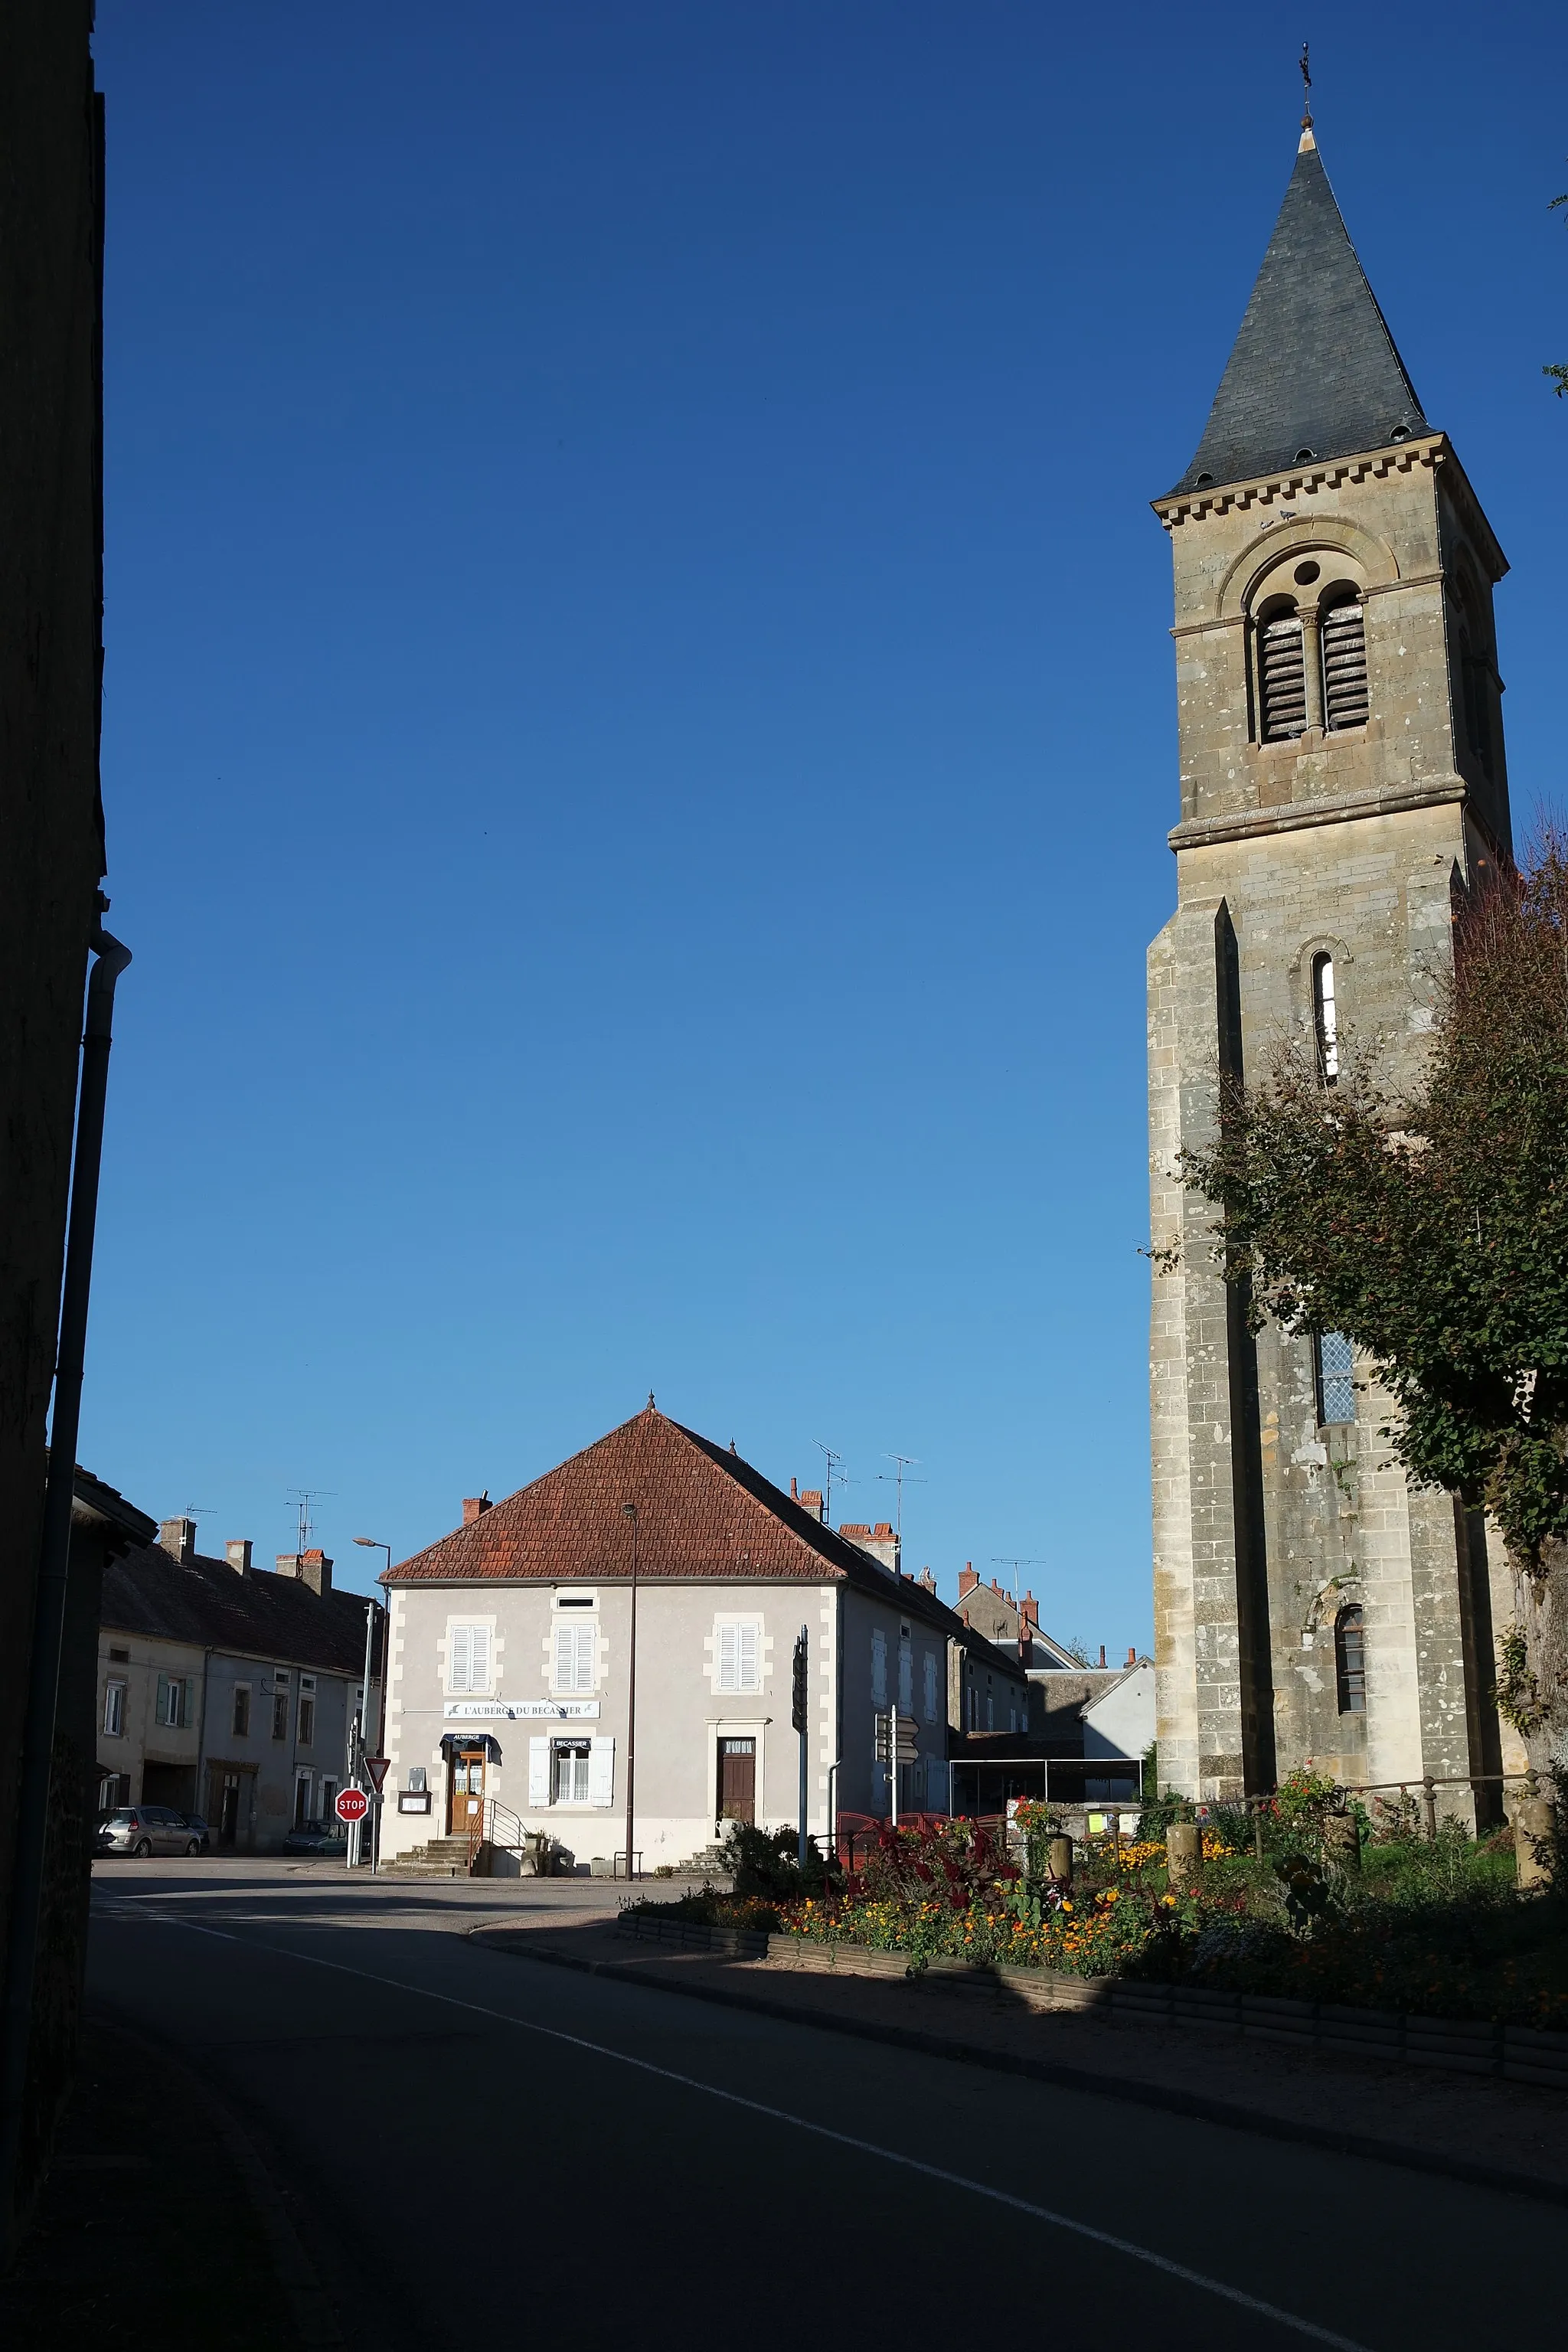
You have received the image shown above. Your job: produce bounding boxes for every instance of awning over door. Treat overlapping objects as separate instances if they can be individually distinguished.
[439,1732,503,1761]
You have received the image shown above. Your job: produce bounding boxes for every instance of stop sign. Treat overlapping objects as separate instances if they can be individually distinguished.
[335,1787,370,1824]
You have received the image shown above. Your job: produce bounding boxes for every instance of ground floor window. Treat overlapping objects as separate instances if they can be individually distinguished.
[294,1770,315,1826]
[553,1741,590,1805]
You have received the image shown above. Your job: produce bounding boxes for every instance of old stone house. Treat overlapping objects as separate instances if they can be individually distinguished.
[377,1403,1028,1870]
[1148,122,1517,1813]
[97,1520,385,1848]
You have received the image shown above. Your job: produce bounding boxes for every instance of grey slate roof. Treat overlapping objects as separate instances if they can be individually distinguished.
[102,1542,381,1677]
[1171,136,1427,496]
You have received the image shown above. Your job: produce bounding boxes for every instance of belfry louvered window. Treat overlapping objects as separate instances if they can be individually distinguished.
[1320,595,1369,730]
[1258,611,1307,740]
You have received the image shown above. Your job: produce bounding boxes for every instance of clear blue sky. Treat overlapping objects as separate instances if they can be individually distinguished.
[83,2,1568,1638]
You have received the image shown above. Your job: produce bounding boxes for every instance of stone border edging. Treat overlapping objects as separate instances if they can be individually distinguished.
[469,1924,1568,2213]
[614,1910,1568,2089]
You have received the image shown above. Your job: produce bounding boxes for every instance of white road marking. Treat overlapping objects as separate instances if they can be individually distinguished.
[118,1908,1374,2351]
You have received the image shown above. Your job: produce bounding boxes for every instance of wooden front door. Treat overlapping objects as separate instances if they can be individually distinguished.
[717,1737,756,1827]
[447,1749,487,1836]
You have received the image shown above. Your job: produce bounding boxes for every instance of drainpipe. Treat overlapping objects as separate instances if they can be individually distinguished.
[0,905,132,2256]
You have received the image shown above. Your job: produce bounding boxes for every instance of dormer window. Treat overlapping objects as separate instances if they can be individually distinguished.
[1259,606,1307,740]
[1312,952,1339,1083]
[1320,593,1369,730]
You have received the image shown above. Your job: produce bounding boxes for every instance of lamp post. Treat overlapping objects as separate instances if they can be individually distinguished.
[353,1539,391,1874]
[622,1503,639,1883]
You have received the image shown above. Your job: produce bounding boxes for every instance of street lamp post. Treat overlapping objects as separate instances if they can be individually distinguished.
[622,1503,639,1883]
[353,1538,391,1874]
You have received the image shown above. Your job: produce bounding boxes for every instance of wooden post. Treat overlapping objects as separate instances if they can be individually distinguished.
[1048,1835,1073,1887]
[1165,1821,1202,1893]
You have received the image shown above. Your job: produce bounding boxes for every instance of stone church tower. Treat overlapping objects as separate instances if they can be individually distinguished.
[1147,125,1515,1811]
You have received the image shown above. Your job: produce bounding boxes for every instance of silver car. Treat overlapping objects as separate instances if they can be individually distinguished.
[95,1805,206,1858]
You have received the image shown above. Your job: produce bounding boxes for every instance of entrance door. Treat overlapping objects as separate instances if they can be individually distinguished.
[717,1737,756,1827]
[447,1749,487,1835]
[210,1769,243,1847]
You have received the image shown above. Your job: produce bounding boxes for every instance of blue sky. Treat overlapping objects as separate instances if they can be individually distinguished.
[83,2,1568,1636]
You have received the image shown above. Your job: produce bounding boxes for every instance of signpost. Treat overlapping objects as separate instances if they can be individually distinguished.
[335,1786,369,1826]
[791,1627,808,1871]
[874,1708,917,1827]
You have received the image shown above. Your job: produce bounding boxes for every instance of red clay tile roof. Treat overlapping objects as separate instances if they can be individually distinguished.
[384,1410,1018,1680]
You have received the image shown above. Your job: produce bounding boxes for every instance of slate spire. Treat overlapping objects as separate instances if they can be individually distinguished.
[1172,131,1427,495]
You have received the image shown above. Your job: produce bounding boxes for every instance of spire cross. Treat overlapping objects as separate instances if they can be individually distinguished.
[1298,42,1312,131]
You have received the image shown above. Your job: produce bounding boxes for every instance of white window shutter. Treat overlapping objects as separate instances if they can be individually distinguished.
[554,1624,573,1690]
[576,1624,595,1691]
[528,1737,550,1808]
[718,1623,737,1692]
[737,1622,757,1692]
[470,1625,491,1693]
[871,1630,887,1707]
[450,1625,472,1694]
[587,1736,615,1808]
[923,1651,938,1724]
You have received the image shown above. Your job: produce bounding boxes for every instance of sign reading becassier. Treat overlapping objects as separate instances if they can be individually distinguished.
[442,1700,601,1722]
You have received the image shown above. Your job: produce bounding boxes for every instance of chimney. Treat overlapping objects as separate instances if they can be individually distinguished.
[1126,1646,1137,1668]
[225,1539,253,1578]
[790,1478,798,1500]
[1022,1592,1039,1628]
[462,1494,492,1527]
[917,1567,936,1595]
[276,1549,333,1596]
[840,1523,900,1576]
[158,1517,198,1566]
[1098,1644,1106,1668]
[958,1563,978,1597]
[799,1488,825,1523]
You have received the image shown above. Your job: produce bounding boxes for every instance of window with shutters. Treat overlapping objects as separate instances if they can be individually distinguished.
[1320,593,1369,730]
[447,1623,494,1695]
[1334,1606,1367,1713]
[1316,1331,1356,1426]
[1312,952,1339,1084]
[870,1628,887,1707]
[103,1679,126,1737]
[155,1673,193,1730]
[553,1619,597,1694]
[715,1619,761,1694]
[1257,606,1307,740]
[552,1740,591,1803]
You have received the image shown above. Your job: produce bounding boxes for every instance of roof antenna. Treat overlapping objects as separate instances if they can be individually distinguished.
[812,1439,848,1530]
[875,1453,926,1540]
[1298,41,1313,132]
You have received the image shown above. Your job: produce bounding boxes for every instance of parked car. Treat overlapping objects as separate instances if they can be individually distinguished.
[282,1818,348,1857]
[95,1805,207,1858]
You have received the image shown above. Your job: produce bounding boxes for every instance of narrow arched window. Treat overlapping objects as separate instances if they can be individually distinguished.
[1312,952,1339,1083]
[1258,608,1306,740]
[1334,1606,1366,1713]
[1315,1331,1355,1426]
[1320,594,1369,730]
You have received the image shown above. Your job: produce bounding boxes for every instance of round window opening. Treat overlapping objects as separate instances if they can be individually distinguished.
[1294,447,1315,462]
[1293,560,1321,586]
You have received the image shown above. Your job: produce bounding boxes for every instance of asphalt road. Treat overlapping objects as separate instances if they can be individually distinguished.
[88,1864,1557,2352]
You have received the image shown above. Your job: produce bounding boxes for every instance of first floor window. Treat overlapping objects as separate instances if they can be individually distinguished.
[273,1670,290,1740]
[554,1620,596,1694]
[448,1623,492,1695]
[716,1620,760,1694]
[155,1673,192,1730]
[103,1679,126,1737]
[1316,1331,1356,1426]
[232,1684,251,1738]
[297,1695,315,1746]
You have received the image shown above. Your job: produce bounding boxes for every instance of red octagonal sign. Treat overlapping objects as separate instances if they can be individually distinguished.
[335,1787,370,1824]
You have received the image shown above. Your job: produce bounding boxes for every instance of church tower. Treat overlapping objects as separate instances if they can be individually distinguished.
[1147,123,1514,1809]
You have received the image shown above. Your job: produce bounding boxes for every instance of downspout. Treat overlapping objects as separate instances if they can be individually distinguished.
[0,905,132,2254]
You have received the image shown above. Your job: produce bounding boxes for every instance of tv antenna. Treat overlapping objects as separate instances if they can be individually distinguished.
[286,1488,335,1551]
[875,1453,926,1539]
[991,1557,1046,1607]
[812,1441,849,1530]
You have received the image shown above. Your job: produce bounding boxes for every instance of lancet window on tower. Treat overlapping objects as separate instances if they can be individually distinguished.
[1319,593,1369,730]
[1258,608,1307,740]
[1334,1606,1367,1714]
[1315,1331,1355,1426]
[1312,952,1339,1083]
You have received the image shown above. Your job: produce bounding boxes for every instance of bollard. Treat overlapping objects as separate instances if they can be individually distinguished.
[1048,1835,1074,1888]
[1321,1811,1361,1871]
[1514,1798,1557,1893]
[1165,1820,1202,1893]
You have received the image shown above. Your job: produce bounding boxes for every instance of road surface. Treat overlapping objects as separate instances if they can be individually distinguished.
[88,1862,1550,2350]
